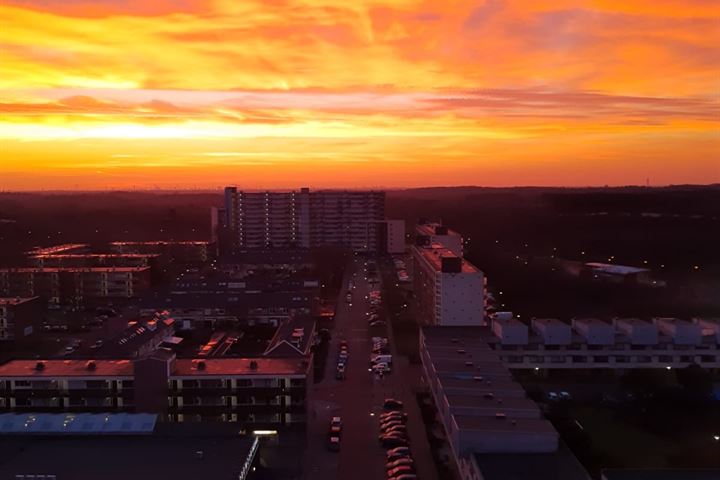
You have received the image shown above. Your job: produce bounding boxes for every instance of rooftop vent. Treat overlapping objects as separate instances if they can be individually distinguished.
[495,413,506,420]
[86,360,96,371]
[196,360,206,371]
[465,361,473,367]
[473,376,484,382]
[35,361,45,371]
[249,360,258,370]
[457,349,466,355]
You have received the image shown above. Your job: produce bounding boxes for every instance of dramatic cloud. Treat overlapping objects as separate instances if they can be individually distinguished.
[1,0,718,189]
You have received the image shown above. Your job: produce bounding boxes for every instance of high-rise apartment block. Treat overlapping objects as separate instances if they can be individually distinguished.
[222,187,385,252]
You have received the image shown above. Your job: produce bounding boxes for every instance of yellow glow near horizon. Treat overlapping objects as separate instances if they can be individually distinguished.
[1,0,718,189]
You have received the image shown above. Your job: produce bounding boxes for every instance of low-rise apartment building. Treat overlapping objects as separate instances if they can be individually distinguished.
[486,316,719,370]
[420,327,589,480]
[0,297,43,342]
[0,351,310,428]
[0,267,151,304]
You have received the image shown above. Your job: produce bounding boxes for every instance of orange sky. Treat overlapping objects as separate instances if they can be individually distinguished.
[1,0,718,190]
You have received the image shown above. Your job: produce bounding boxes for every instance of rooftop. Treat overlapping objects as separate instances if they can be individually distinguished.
[110,241,210,246]
[0,424,257,480]
[264,316,316,357]
[453,415,556,434]
[96,318,175,357]
[445,394,539,412]
[473,443,591,480]
[416,222,461,237]
[422,326,488,343]
[30,253,161,259]
[173,358,309,377]
[601,469,720,480]
[437,375,527,394]
[25,244,89,255]
[585,262,650,275]
[0,359,134,378]
[532,318,568,327]
[0,297,39,306]
[416,245,478,273]
[573,318,611,327]
[0,413,157,435]
[0,267,150,273]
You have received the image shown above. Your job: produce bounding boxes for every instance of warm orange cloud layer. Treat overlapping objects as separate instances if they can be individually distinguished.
[1,0,718,189]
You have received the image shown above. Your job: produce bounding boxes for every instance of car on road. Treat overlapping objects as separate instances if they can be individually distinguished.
[380,412,407,422]
[547,392,559,402]
[386,458,414,471]
[327,435,341,452]
[388,474,417,480]
[380,420,403,431]
[387,465,415,478]
[387,446,410,455]
[382,426,407,437]
[387,452,411,463]
[372,362,391,374]
[380,435,409,449]
[383,399,404,410]
[331,417,342,427]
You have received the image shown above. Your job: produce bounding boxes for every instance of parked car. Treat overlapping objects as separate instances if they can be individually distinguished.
[386,446,411,456]
[327,435,341,452]
[383,399,404,410]
[382,426,407,436]
[336,365,346,380]
[380,412,407,422]
[386,451,412,463]
[380,435,409,448]
[380,420,403,431]
[387,465,415,477]
[386,458,414,471]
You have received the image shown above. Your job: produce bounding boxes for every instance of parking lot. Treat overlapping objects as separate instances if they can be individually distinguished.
[304,257,437,480]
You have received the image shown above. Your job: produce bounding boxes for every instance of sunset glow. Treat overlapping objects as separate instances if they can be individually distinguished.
[1,0,718,189]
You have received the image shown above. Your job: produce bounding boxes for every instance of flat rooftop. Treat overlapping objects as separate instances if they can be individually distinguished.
[0,297,39,306]
[25,244,88,255]
[416,223,461,237]
[0,359,134,378]
[30,253,160,259]
[110,241,210,246]
[422,326,488,343]
[416,245,478,273]
[0,267,150,273]
[473,442,590,480]
[173,358,309,377]
[425,345,494,359]
[614,318,654,327]
[445,394,539,412]
[532,318,568,327]
[602,469,720,480]
[430,359,510,376]
[0,428,257,480]
[437,375,527,395]
[585,262,650,275]
[453,415,556,434]
[573,318,611,327]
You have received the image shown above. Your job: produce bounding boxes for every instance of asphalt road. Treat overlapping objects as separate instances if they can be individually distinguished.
[303,256,438,480]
